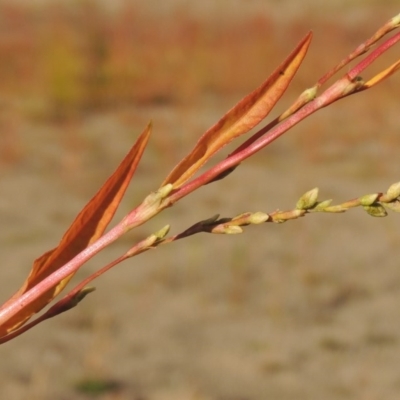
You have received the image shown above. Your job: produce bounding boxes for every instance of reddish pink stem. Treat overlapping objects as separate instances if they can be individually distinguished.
[347,30,400,80]
[0,219,126,328]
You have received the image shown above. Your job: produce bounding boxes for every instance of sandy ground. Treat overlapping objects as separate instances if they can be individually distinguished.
[1,2,400,400]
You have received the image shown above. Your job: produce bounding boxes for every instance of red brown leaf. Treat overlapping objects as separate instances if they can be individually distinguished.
[162,32,312,188]
[0,123,151,336]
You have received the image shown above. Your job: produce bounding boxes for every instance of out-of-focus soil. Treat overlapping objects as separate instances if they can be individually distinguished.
[1,2,400,399]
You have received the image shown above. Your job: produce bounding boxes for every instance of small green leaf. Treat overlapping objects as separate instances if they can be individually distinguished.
[314,199,333,211]
[363,204,387,217]
[75,287,96,303]
[144,184,173,206]
[390,13,400,28]
[296,188,319,210]
[248,212,270,224]
[360,193,379,206]
[323,205,347,213]
[302,86,318,101]
[386,182,400,201]
[154,225,170,240]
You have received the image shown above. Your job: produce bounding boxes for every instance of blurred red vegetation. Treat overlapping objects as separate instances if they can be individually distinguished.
[0,1,382,120]
[0,1,398,170]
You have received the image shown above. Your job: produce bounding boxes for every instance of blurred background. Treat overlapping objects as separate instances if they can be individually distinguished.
[0,1,400,399]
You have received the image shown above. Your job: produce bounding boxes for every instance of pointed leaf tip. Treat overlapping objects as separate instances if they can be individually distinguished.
[364,59,400,88]
[296,188,319,210]
[360,193,380,206]
[386,182,400,201]
[162,32,312,188]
